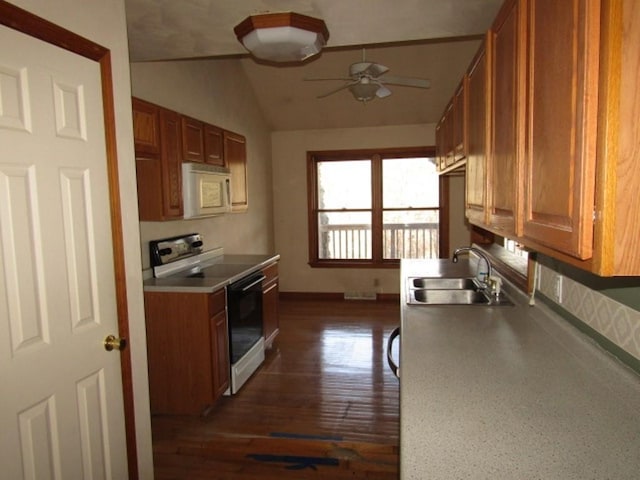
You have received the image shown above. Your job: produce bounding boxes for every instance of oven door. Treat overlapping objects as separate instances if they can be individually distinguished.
[226,272,265,359]
[226,272,266,393]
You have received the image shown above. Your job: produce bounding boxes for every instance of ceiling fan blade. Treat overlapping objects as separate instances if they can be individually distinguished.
[316,82,355,99]
[380,75,431,89]
[350,62,390,78]
[350,62,373,76]
[376,84,392,98]
[362,62,390,78]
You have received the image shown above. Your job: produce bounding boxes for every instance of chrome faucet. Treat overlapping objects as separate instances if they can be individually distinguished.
[452,246,493,287]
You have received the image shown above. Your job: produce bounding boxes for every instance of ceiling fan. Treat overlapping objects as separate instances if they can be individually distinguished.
[305,49,431,102]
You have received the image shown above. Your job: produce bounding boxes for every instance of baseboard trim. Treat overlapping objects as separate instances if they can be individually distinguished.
[280,292,400,303]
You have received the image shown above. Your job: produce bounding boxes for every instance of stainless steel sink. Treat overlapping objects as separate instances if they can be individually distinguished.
[410,289,490,305]
[406,277,514,306]
[410,277,479,290]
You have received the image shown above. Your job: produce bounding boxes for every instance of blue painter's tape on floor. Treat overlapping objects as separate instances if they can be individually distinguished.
[247,454,340,470]
[269,431,344,441]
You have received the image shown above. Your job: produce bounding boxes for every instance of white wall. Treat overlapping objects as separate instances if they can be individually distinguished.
[130,60,274,270]
[7,0,154,476]
[272,124,469,295]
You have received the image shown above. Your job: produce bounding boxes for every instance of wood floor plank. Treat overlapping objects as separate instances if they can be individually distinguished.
[151,298,401,479]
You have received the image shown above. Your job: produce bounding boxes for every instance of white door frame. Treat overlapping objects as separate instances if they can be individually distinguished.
[0,1,138,477]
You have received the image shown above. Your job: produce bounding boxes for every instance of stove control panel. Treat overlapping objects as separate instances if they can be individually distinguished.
[149,233,203,268]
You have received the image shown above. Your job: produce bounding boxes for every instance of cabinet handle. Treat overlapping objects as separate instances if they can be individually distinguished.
[241,275,266,292]
[386,327,400,379]
[263,282,278,294]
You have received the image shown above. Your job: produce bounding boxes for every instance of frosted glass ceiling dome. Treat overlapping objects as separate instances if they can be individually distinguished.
[234,12,330,63]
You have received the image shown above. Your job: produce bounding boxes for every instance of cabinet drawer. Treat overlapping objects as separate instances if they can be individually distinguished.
[208,288,226,316]
[262,262,278,285]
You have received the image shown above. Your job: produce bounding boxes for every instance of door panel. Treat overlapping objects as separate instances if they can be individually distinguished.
[522,0,600,258]
[0,24,127,479]
[489,0,522,235]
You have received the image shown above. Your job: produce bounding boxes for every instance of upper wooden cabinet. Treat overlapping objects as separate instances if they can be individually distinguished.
[158,108,184,218]
[132,97,160,155]
[204,124,225,166]
[133,98,247,220]
[133,98,183,221]
[224,130,248,212]
[452,79,467,162]
[521,0,601,260]
[487,0,523,237]
[461,0,640,276]
[435,118,446,171]
[181,116,226,166]
[181,115,205,163]
[436,77,467,173]
[464,34,491,227]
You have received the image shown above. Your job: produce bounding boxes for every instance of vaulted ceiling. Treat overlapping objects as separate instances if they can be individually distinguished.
[124,0,503,130]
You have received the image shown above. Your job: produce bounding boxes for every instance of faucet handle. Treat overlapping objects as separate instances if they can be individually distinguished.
[487,276,502,296]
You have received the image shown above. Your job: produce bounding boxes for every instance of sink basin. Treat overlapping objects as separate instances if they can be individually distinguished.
[406,276,515,306]
[410,277,479,290]
[410,289,490,305]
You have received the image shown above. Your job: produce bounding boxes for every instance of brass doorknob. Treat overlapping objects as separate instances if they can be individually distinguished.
[104,335,127,352]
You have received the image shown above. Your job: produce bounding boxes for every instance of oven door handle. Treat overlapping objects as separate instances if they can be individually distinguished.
[386,327,400,379]
[240,274,266,292]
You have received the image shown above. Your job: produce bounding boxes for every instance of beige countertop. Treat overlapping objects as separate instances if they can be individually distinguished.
[400,258,640,479]
[143,253,279,293]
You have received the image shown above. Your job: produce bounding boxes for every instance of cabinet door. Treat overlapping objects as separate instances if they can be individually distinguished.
[211,309,230,398]
[224,130,248,211]
[159,108,183,218]
[181,115,205,162]
[465,36,491,226]
[442,101,455,167]
[488,0,523,235]
[435,119,446,171]
[135,156,163,221]
[521,0,600,259]
[453,80,466,162]
[134,99,183,221]
[132,97,160,155]
[204,124,225,166]
[144,292,214,415]
[208,288,229,399]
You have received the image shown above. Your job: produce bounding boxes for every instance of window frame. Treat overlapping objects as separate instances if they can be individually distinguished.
[307,146,446,268]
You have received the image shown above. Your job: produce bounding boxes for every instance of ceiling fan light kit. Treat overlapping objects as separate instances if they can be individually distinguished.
[349,82,380,102]
[234,12,329,63]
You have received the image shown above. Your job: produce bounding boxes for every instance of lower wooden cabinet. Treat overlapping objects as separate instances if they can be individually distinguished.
[262,262,279,348]
[144,289,229,415]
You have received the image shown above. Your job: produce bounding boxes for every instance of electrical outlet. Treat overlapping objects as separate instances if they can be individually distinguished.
[554,275,563,303]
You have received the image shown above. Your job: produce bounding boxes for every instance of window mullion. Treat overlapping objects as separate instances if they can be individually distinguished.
[371,153,383,263]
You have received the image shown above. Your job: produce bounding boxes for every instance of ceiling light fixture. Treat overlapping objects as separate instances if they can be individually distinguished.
[234,12,329,63]
[349,81,380,102]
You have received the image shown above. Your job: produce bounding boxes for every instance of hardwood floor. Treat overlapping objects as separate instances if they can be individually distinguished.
[151,298,401,479]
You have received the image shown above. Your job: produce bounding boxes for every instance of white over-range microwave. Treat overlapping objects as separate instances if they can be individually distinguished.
[182,162,232,219]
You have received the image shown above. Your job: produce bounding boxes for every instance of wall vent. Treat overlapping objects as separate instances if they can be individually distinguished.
[344,291,377,301]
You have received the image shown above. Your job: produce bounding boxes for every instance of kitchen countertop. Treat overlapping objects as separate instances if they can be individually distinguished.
[143,253,280,293]
[400,258,640,479]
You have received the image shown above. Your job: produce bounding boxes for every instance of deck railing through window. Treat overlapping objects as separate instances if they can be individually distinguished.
[319,222,439,259]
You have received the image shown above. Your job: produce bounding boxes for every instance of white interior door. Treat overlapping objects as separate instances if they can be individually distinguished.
[0,24,128,479]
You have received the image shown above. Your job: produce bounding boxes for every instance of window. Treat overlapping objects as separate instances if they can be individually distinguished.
[307,147,444,267]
